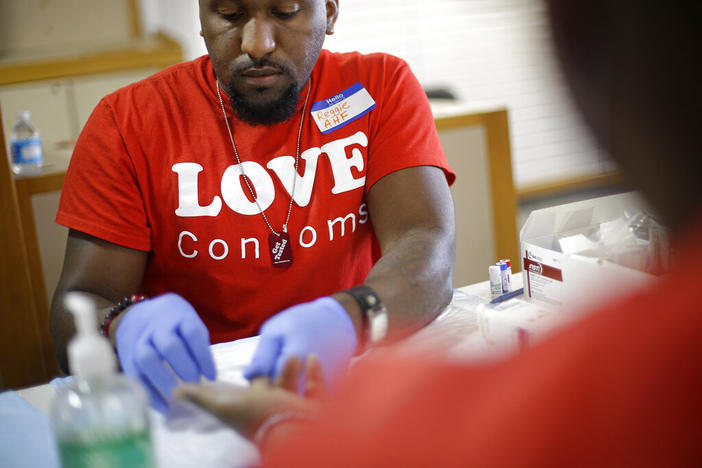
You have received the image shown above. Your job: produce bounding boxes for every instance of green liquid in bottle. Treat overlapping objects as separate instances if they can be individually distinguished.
[59,430,154,468]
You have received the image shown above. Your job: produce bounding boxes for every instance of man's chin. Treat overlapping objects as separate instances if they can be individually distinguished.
[229,83,299,126]
[243,90,287,110]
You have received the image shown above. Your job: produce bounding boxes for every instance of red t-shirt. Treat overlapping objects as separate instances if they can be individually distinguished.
[265,227,702,467]
[57,50,454,343]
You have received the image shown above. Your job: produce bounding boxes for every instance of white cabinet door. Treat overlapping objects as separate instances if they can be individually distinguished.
[439,125,496,287]
[31,190,68,306]
[0,80,75,155]
[0,68,162,163]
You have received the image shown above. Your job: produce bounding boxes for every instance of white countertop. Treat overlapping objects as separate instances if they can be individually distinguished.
[11,272,565,468]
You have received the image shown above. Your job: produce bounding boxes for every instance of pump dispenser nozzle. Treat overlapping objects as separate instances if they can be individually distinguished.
[65,292,116,378]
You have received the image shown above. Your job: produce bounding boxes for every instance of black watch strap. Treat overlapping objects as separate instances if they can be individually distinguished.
[344,285,388,348]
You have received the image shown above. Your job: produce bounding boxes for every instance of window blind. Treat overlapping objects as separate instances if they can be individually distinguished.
[324,0,612,187]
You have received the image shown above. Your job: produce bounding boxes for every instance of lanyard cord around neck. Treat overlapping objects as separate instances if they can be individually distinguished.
[215,79,312,236]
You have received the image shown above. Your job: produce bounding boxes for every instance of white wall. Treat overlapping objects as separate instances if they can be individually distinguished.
[140,0,615,188]
[140,0,207,60]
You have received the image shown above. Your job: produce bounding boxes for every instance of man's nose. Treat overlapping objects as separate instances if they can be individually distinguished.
[241,18,275,60]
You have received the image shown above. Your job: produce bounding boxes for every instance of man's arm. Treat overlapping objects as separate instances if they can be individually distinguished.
[244,165,455,385]
[50,229,147,373]
[333,165,456,340]
[51,229,216,412]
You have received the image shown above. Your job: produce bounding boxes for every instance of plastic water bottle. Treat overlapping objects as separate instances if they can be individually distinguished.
[51,293,155,468]
[10,110,43,175]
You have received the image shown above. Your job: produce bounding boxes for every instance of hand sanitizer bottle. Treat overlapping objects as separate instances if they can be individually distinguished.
[51,292,155,467]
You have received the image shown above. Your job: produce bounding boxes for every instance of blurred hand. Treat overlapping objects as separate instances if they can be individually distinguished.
[243,297,357,391]
[116,293,216,412]
[176,355,324,439]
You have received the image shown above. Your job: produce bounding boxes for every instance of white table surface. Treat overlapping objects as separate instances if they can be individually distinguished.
[12,273,562,468]
[17,275,519,406]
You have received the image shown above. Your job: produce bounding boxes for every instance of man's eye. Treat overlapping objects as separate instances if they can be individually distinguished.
[219,11,244,21]
[272,9,299,19]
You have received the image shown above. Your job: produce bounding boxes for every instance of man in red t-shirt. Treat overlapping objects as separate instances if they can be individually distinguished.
[50,0,456,411]
[176,1,702,466]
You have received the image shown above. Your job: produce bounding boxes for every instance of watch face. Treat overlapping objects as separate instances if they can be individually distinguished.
[369,307,389,343]
[366,294,379,309]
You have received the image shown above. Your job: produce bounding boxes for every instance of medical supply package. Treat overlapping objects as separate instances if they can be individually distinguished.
[520,192,669,313]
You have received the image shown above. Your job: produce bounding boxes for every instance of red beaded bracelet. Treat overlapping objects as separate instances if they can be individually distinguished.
[100,295,147,337]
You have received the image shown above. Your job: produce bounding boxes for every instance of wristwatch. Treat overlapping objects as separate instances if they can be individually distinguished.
[344,285,389,348]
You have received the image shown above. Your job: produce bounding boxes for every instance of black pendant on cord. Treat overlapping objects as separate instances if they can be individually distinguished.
[268,232,293,268]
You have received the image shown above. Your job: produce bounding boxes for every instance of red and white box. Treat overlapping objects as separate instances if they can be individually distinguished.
[520,192,654,313]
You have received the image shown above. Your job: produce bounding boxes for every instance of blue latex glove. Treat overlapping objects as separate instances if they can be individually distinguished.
[116,293,216,412]
[244,297,358,390]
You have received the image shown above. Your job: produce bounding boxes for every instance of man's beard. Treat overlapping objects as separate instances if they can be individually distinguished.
[226,75,300,126]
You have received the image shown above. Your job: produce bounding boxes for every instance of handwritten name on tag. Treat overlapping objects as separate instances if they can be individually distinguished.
[311,83,376,134]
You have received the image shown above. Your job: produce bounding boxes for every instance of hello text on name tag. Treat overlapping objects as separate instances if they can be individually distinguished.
[311,83,376,134]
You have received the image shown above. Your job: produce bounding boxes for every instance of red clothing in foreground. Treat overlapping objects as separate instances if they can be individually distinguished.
[267,230,702,467]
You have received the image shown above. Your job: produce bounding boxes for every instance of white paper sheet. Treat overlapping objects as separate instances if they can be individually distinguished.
[151,336,262,468]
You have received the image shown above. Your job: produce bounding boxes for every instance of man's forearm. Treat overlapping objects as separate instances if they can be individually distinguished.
[49,230,149,374]
[338,226,455,342]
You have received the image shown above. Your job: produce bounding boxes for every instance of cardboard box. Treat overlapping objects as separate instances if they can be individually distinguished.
[520,192,655,312]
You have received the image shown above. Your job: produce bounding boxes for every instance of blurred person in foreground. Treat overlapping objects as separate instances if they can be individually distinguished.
[177,1,702,466]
